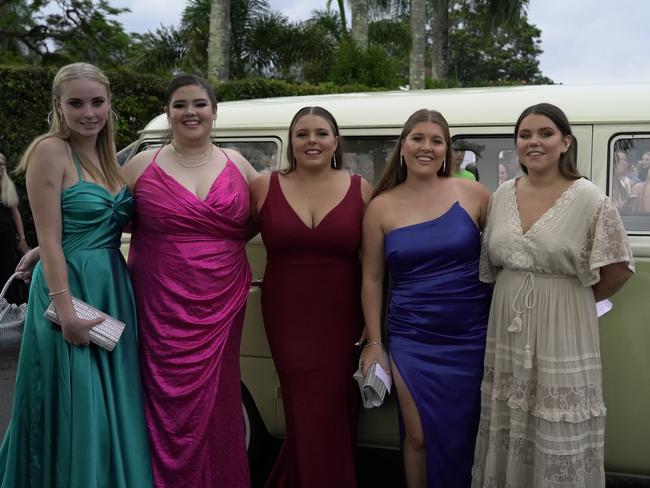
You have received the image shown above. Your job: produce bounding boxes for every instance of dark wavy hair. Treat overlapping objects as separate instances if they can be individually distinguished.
[514,103,581,180]
[372,109,452,199]
[284,106,343,174]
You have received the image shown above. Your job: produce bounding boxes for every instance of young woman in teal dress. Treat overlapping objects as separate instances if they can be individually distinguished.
[0,63,153,487]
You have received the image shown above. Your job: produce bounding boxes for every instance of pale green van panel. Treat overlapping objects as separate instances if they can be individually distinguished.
[600,258,650,476]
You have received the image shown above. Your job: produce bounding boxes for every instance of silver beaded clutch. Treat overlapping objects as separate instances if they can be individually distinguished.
[44,297,125,351]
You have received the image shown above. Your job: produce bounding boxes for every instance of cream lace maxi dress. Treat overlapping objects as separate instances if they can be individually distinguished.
[471,177,634,488]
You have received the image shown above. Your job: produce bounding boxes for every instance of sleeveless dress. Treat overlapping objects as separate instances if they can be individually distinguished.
[128,151,252,488]
[260,172,363,488]
[0,156,153,487]
[472,178,634,488]
[385,202,492,487]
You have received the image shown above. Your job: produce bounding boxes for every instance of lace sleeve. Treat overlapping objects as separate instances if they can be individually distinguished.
[479,195,498,283]
[579,196,635,286]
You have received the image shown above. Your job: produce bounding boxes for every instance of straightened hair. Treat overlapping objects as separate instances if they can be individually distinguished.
[0,153,19,207]
[373,109,452,199]
[17,63,122,189]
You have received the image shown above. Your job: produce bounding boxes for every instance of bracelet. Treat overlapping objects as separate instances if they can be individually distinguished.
[18,235,26,240]
[363,341,383,349]
[48,287,70,297]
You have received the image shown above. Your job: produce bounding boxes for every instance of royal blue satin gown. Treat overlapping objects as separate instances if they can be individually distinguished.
[385,202,491,487]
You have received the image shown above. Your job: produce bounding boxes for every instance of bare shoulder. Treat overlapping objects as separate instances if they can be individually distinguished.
[250,172,272,199]
[121,148,156,187]
[222,147,259,184]
[365,191,393,218]
[453,177,490,203]
[28,137,69,175]
[359,177,373,205]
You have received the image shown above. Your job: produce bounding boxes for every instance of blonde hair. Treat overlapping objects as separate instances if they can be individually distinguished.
[17,63,122,189]
[0,153,19,207]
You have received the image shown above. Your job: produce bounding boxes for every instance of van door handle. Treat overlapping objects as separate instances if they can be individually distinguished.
[251,279,263,288]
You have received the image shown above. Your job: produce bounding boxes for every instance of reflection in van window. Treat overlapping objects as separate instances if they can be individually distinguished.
[611,136,650,231]
[340,136,398,184]
[451,136,515,192]
[218,140,279,174]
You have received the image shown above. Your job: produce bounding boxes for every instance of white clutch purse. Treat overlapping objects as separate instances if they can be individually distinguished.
[44,297,125,351]
[353,361,392,409]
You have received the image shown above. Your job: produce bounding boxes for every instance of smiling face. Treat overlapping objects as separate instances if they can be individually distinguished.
[56,78,110,139]
[516,114,571,176]
[165,84,216,144]
[400,121,447,176]
[290,114,338,169]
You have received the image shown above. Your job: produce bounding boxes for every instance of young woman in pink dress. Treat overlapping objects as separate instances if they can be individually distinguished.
[122,75,259,488]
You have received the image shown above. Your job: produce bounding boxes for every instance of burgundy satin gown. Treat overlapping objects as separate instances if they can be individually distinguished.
[128,151,251,488]
[260,171,363,488]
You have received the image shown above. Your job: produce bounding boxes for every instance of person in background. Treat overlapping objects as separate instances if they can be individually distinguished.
[465,162,480,181]
[631,151,650,212]
[362,109,491,487]
[122,74,258,488]
[472,103,633,488]
[612,150,633,212]
[0,62,153,487]
[250,106,372,488]
[498,163,509,186]
[450,149,477,180]
[0,152,29,303]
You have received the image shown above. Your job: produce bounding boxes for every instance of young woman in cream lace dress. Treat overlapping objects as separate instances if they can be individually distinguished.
[471,103,634,488]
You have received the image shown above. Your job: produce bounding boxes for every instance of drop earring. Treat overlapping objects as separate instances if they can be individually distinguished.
[332,154,337,168]
[400,155,405,168]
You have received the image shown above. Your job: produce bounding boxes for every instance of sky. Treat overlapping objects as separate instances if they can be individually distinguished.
[108,0,650,85]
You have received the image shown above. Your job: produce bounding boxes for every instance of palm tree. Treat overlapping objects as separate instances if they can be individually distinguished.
[208,0,231,81]
[350,0,369,48]
[409,0,425,89]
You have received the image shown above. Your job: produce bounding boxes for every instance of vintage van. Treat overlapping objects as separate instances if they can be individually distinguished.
[119,84,650,480]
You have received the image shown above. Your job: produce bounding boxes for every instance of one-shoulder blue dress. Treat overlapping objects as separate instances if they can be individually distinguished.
[385,202,491,487]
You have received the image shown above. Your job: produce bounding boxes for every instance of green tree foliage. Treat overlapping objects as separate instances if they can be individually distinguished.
[447,2,552,85]
[0,0,131,66]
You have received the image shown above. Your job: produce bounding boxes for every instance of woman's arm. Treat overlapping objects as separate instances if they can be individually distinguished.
[592,262,633,301]
[26,139,101,345]
[247,173,271,240]
[360,198,390,375]
[10,206,29,254]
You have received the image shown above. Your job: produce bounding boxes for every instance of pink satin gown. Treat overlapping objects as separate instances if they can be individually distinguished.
[128,151,251,488]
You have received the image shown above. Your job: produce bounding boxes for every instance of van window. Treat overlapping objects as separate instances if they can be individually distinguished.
[340,136,398,183]
[217,139,280,174]
[610,135,650,232]
[451,136,516,192]
[122,139,280,173]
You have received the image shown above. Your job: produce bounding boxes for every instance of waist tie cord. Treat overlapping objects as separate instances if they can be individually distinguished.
[508,272,537,369]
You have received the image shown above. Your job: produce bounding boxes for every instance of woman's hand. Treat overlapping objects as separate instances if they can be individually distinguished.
[15,246,40,283]
[59,314,105,347]
[360,342,390,377]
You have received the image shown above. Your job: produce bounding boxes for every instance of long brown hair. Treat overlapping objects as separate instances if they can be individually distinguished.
[17,63,122,189]
[284,106,343,174]
[514,103,581,180]
[372,109,452,199]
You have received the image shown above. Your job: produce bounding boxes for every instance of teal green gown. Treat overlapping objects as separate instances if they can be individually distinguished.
[0,159,153,487]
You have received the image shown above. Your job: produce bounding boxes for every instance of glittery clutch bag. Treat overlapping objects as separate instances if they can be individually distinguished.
[44,297,125,351]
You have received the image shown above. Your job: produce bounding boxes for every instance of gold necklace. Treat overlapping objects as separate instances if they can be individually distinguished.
[170,142,214,168]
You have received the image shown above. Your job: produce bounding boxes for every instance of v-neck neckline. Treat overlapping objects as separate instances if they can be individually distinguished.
[276,173,353,231]
[510,177,581,237]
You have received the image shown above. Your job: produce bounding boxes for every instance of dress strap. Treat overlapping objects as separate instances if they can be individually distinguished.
[69,145,84,181]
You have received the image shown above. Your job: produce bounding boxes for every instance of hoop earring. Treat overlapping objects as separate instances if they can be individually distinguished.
[111,109,119,122]
[441,158,446,174]
[332,154,337,168]
[47,111,54,126]
[400,155,405,168]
